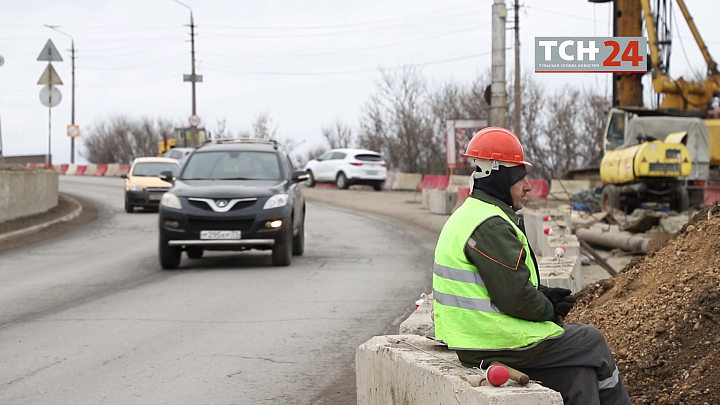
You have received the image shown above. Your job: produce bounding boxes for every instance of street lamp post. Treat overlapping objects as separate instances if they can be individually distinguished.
[45,24,76,164]
[172,0,201,147]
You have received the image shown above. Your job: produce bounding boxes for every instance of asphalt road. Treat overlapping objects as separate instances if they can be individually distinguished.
[0,177,433,405]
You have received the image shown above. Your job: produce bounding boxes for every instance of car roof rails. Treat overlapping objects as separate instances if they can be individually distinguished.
[211,137,280,149]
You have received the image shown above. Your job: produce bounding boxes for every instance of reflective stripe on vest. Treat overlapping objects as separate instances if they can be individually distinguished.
[433,197,564,350]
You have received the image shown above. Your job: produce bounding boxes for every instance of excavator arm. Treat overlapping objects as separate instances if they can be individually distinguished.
[640,0,720,111]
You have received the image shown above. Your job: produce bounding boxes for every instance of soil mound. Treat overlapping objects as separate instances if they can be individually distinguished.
[567,201,720,405]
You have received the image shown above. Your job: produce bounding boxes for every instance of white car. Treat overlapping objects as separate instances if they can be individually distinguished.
[304,148,387,191]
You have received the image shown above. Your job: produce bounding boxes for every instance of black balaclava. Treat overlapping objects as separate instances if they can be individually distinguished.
[473,164,527,207]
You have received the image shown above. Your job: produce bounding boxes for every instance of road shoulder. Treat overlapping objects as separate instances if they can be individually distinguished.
[0,194,99,254]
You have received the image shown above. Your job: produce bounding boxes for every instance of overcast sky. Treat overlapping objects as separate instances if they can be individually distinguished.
[1,0,718,164]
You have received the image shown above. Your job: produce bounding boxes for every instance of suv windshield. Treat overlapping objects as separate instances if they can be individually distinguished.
[181,150,282,180]
[132,162,180,177]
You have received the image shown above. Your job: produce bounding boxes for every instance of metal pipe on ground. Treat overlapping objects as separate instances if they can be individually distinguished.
[575,227,650,253]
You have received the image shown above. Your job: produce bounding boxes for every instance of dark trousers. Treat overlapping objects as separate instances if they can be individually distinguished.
[513,323,632,405]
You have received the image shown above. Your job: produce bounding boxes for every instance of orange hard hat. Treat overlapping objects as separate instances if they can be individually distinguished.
[463,127,531,166]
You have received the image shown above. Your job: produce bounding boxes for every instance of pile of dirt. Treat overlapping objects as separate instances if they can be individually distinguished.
[567,201,720,404]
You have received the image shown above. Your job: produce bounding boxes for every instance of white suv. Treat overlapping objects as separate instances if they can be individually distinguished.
[303,148,387,191]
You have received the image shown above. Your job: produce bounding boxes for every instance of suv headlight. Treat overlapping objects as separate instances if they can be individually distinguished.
[129,183,144,192]
[263,194,289,209]
[160,193,182,209]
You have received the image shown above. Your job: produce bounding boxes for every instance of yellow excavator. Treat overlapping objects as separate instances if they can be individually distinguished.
[586,0,720,212]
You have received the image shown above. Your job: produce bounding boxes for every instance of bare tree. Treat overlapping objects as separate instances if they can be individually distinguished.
[428,74,492,175]
[519,80,610,182]
[82,116,174,163]
[251,112,278,140]
[297,144,328,169]
[358,66,436,173]
[322,120,355,149]
[248,112,306,167]
[214,119,229,139]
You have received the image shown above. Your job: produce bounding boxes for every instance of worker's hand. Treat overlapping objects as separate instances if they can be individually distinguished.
[554,295,576,317]
[543,287,573,306]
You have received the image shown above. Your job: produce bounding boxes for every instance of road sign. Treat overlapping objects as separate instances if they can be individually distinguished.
[0,55,4,67]
[67,124,80,138]
[38,64,63,85]
[37,39,64,62]
[40,85,62,107]
[183,74,203,83]
[189,114,201,127]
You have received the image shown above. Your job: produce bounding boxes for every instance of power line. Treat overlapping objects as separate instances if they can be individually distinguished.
[201,1,485,31]
[199,23,489,60]
[202,51,491,76]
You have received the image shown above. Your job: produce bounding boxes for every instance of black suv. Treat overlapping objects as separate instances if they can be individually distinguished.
[157,138,308,269]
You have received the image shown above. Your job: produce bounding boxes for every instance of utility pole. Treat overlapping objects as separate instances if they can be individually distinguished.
[173,0,202,148]
[513,0,521,139]
[0,108,4,164]
[0,54,4,164]
[46,25,77,163]
[490,0,508,129]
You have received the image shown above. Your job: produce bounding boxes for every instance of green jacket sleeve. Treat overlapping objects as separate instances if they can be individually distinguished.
[464,216,554,322]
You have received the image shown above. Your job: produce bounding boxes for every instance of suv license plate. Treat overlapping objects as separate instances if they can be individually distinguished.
[149,194,163,201]
[200,230,241,240]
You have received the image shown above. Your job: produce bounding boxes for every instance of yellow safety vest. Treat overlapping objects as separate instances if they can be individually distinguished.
[433,197,563,350]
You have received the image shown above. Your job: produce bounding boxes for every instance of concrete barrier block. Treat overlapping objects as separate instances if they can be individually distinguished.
[400,293,433,337]
[549,179,592,200]
[392,172,423,191]
[418,174,448,191]
[95,164,108,176]
[538,255,582,293]
[0,170,58,223]
[521,210,546,255]
[106,164,119,177]
[428,189,457,215]
[384,171,397,190]
[448,174,471,191]
[356,335,563,405]
[84,164,98,176]
[421,188,431,210]
[541,233,580,258]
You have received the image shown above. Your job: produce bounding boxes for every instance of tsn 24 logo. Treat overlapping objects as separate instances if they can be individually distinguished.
[535,37,647,73]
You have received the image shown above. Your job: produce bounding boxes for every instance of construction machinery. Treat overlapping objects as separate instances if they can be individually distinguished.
[584,0,720,212]
[157,127,208,156]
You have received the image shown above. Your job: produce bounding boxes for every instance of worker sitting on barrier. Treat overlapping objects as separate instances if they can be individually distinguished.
[432,127,631,405]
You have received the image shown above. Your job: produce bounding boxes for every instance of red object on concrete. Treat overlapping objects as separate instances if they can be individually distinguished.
[95,164,108,176]
[543,228,553,235]
[705,186,720,205]
[526,179,549,199]
[75,165,87,176]
[418,175,449,191]
[27,163,38,168]
[58,164,69,174]
[486,364,510,387]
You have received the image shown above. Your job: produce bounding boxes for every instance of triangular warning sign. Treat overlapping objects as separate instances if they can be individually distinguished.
[37,64,63,85]
[37,39,64,62]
